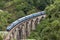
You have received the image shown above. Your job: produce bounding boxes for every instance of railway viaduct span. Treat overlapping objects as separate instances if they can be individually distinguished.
[4,11,46,40]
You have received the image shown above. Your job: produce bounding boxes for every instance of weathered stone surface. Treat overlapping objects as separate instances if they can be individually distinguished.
[4,11,46,40]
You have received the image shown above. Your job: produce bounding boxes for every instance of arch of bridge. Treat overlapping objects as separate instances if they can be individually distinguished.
[4,11,46,40]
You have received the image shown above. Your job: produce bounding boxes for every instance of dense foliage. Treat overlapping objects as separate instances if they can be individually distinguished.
[0,10,16,31]
[0,0,54,31]
[28,0,60,40]
[0,0,60,40]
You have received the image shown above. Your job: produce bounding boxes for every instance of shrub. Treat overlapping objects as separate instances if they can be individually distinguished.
[0,10,15,30]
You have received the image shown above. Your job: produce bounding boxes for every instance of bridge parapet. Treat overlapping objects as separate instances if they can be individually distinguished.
[4,11,46,40]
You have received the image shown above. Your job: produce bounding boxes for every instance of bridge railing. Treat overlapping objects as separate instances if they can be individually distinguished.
[4,11,46,40]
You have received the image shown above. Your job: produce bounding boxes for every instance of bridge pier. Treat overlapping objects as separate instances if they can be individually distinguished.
[21,23,26,39]
[32,18,36,30]
[26,20,31,37]
[4,11,46,40]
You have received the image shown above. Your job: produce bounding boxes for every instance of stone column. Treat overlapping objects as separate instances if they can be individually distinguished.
[37,16,42,24]
[42,15,46,18]
[34,18,38,26]
[11,31,14,40]
[16,27,20,40]
[18,25,22,39]
[13,28,18,40]
[26,20,31,37]
[21,23,26,39]
[32,19,36,30]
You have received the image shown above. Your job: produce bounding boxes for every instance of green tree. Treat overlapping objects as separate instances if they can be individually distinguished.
[0,10,15,30]
[26,0,54,10]
[29,0,60,40]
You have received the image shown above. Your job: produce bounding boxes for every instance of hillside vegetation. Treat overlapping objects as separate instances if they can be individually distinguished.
[0,0,60,40]
[0,0,54,31]
[28,0,60,40]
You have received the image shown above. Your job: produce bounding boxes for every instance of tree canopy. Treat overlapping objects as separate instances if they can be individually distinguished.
[0,0,60,40]
[28,0,60,40]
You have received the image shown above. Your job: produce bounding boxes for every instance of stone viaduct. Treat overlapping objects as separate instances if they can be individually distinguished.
[4,11,46,40]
